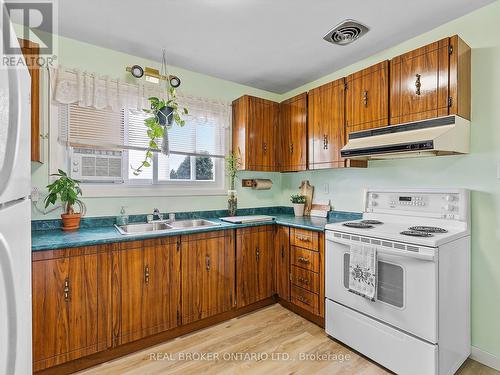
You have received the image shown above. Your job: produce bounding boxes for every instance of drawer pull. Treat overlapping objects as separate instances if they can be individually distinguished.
[63,278,70,302]
[297,276,309,285]
[362,90,368,107]
[296,235,310,242]
[256,247,260,262]
[297,256,310,264]
[296,295,310,305]
[206,255,211,271]
[144,265,150,285]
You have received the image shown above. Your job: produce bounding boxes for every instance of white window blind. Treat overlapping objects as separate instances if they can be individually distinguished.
[59,95,229,159]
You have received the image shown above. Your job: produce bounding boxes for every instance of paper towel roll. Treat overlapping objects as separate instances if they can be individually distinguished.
[252,179,273,190]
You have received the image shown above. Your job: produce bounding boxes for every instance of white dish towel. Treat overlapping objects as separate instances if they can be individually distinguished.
[348,244,377,301]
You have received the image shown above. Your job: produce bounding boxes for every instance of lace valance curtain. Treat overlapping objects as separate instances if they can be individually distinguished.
[50,65,163,111]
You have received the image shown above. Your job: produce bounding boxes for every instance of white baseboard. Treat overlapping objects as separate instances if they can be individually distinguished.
[470,346,500,371]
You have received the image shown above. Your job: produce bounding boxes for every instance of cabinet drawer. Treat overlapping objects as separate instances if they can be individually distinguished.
[291,246,319,273]
[290,228,319,251]
[291,266,319,293]
[291,285,319,315]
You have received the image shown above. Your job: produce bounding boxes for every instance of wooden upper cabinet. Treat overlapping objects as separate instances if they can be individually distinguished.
[18,39,41,162]
[232,95,279,171]
[390,35,471,124]
[308,78,346,169]
[346,61,389,134]
[236,226,275,308]
[275,225,290,301]
[181,231,235,324]
[118,238,181,345]
[32,248,100,371]
[279,93,307,172]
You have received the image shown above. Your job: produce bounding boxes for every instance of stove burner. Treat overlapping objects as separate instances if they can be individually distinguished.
[361,220,383,225]
[400,230,434,237]
[409,226,448,233]
[343,222,374,229]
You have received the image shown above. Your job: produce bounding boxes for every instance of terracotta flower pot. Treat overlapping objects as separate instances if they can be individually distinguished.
[61,213,81,232]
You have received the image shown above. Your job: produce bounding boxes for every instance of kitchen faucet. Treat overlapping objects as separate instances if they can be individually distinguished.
[148,208,163,223]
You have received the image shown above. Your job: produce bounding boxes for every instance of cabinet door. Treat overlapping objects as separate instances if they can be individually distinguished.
[308,79,345,169]
[275,226,290,301]
[280,93,307,172]
[181,232,235,324]
[346,61,389,134]
[390,38,451,124]
[32,252,98,370]
[119,238,180,345]
[18,38,41,162]
[237,226,275,308]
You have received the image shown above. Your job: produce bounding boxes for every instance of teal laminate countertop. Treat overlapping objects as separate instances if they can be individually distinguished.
[31,211,361,252]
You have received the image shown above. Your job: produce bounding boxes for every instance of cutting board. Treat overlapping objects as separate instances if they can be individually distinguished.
[220,215,276,224]
[299,180,314,215]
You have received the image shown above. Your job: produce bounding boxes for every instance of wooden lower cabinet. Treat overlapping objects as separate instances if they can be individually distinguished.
[181,231,235,324]
[116,238,181,345]
[288,228,325,319]
[275,225,290,301]
[32,246,106,372]
[236,226,275,308]
[32,226,325,373]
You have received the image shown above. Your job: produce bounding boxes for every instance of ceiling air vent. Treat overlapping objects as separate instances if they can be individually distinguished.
[323,19,369,46]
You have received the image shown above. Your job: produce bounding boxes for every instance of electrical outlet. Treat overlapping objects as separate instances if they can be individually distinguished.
[31,187,40,203]
[323,183,329,194]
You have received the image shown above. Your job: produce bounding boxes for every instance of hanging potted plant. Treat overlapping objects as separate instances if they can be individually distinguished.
[44,169,87,231]
[132,50,188,175]
[225,152,241,216]
[132,86,188,175]
[290,194,306,217]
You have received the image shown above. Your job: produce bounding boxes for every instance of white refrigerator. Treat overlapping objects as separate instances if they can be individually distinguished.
[0,4,33,374]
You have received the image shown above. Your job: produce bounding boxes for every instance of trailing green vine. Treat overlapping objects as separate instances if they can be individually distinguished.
[132,87,188,176]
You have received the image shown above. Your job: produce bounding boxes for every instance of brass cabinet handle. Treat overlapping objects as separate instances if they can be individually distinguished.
[63,278,70,302]
[296,295,310,305]
[256,247,260,262]
[281,245,285,259]
[262,142,267,154]
[296,235,310,242]
[144,265,150,285]
[206,255,211,271]
[362,90,368,107]
[289,143,294,154]
[415,74,422,95]
[298,256,310,264]
[297,276,310,285]
[322,134,328,150]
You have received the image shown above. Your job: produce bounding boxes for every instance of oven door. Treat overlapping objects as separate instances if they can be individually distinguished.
[325,231,438,343]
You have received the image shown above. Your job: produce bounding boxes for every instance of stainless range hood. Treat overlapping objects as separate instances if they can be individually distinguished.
[341,116,470,160]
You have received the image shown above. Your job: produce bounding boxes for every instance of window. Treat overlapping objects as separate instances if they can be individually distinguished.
[58,95,229,194]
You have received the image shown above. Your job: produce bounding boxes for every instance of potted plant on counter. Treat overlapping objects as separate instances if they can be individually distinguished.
[290,194,306,217]
[44,169,86,231]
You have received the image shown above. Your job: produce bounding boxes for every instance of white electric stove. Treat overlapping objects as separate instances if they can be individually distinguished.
[325,188,471,375]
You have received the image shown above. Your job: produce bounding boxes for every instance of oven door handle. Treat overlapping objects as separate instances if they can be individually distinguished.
[327,237,435,261]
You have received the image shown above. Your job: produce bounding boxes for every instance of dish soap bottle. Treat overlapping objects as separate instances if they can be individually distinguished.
[116,206,129,226]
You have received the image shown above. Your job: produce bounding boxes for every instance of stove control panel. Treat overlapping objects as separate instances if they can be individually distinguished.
[365,189,469,221]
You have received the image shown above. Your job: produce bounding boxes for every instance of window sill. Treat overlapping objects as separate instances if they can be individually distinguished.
[80,184,227,198]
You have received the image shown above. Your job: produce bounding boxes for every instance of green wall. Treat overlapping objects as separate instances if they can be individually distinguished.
[279,1,500,359]
[30,34,282,220]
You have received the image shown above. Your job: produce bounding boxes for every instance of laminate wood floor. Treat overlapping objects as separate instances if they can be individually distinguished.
[78,304,498,375]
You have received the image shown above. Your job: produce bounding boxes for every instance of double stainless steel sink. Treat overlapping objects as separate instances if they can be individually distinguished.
[115,219,221,235]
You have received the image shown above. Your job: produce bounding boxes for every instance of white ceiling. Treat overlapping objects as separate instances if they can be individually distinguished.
[57,0,493,94]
